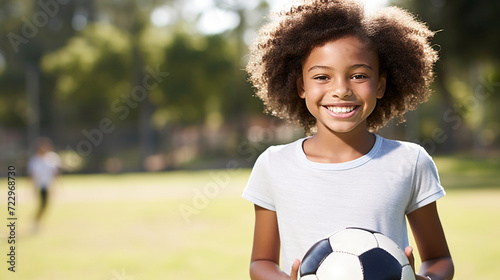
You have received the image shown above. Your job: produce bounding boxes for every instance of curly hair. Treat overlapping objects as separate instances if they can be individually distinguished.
[246,0,438,135]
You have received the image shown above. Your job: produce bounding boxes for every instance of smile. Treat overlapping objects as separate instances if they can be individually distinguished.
[325,105,357,114]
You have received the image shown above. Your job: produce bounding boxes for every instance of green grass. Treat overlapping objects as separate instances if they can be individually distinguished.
[0,155,498,279]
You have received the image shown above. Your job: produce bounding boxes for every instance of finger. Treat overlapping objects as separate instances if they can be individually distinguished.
[290,259,300,280]
[404,246,415,272]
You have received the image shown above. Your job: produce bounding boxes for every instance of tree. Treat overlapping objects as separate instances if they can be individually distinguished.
[0,0,280,172]
[0,0,97,143]
[393,0,500,152]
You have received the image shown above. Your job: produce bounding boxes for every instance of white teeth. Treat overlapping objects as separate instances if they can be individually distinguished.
[327,106,356,114]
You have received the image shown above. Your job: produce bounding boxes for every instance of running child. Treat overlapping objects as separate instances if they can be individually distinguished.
[28,137,61,228]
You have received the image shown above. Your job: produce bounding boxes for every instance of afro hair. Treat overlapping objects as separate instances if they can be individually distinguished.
[246,0,438,135]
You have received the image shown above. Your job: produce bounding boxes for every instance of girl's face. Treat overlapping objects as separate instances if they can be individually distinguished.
[298,35,386,135]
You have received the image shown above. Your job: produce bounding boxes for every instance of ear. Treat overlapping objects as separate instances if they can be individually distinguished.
[376,71,387,99]
[297,75,306,99]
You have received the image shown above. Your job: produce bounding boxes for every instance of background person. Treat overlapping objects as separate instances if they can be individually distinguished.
[27,137,61,229]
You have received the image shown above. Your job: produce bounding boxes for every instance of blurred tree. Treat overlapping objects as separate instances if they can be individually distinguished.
[41,23,133,125]
[96,0,175,166]
[213,0,270,134]
[41,23,133,170]
[393,0,500,152]
[0,0,279,172]
[0,0,96,143]
[154,33,234,126]
[149,0,270,158]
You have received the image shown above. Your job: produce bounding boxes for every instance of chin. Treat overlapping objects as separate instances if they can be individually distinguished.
[318,121,367,135]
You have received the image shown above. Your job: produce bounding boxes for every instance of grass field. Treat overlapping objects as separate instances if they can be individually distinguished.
[1,155,499,280]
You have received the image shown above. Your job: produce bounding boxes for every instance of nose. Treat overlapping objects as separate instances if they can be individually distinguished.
[329,78,352,99]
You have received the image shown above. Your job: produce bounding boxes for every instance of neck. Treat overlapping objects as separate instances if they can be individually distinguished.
[303,124,376,163]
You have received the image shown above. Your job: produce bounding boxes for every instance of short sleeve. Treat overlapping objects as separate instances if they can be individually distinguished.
[406,147,446,214]
[242,149,276,211]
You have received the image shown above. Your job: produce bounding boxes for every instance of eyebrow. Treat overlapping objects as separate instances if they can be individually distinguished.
[351,64,374,70]
[307,65,333,72]
[307,64,374,72]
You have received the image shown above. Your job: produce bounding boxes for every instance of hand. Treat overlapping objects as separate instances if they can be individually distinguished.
[290,259,300,280]
[404,246,430,280]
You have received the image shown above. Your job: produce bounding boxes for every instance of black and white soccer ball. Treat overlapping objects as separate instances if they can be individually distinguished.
[298,227,415,280]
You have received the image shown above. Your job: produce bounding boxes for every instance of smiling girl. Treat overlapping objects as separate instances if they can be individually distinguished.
[242,1,454,279]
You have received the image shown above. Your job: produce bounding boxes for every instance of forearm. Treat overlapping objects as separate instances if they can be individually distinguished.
[419,257,454,280]
[250,260,290,280]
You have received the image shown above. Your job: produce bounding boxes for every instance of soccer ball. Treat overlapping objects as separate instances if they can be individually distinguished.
[298,227,415,280]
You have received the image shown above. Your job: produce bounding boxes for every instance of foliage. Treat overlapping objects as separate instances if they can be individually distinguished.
[42,23,133,125]
[153,34,233,125]
[392,0,500,149]
[0,0,265,127]
[0,0,499,172]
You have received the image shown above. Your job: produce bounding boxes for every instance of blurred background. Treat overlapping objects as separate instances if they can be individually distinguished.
[0,0,499,279]
[0,0,499,173]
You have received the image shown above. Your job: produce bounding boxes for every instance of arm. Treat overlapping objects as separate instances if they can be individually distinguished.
[249,205,300,280]
[406,202,454,280]
[26,160,38,195]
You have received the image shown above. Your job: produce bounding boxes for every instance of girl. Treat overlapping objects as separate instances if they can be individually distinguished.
[242,1,454,279]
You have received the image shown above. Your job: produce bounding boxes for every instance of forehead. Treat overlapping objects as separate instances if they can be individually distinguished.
[304,36,379,69]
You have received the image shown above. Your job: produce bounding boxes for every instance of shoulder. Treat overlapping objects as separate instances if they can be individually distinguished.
[249,138,306,176]
[41,152,62,168]
[377,135,427,155]
[375,135,435,167]
[257,137,305,162]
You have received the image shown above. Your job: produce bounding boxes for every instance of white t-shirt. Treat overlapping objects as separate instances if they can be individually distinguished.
[242,134,445,274]
[28,151,61,189]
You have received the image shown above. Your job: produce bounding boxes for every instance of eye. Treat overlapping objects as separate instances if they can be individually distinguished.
[313,75,330,81]
[351,74,368,80]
